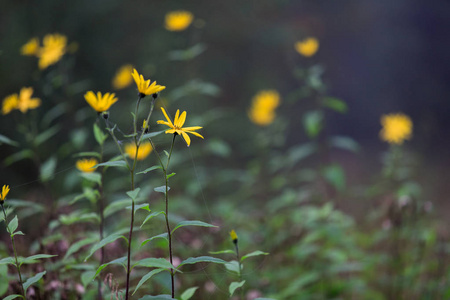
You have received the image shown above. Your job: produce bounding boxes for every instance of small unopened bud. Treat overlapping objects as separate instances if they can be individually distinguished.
[230,229,238,244]
[102,111,109,120]
[152,93,159,99]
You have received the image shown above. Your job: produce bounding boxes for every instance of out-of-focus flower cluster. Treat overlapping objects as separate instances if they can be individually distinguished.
[380,113,413,145]
[2,87,41,115]
[21,33,68,70]
[248,90,281,126]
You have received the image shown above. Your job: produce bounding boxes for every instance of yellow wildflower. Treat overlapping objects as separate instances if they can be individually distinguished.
[17,87,41,113]
[230,230,238,243]
[84,91,118,113]
[21,37,40,56]
[165,11,194,31]
[112,64,134,90]
[76,158,98,173]
[0,185,10,203]
[380,113,413,145]
[38,33,67,69]
[142,120,149,132]
[248,90,281,126]
[157,107,204,147]
[295,37,319,57]
[124,141,152,160]
[131,69,166,97]
[2,94,19,115]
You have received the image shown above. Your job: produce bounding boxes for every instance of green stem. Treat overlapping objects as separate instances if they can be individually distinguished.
[2,205,25,298]
[234,242,244,300]
[98,143,105,300]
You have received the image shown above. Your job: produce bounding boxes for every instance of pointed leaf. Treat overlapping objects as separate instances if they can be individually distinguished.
[95,160,128,168]
[34,125,60,146]
[80,172,102,185]
[0,134,19,147]
[0,257,15,265]
[133,269,165,295]
[180,286,199,300]
[93,123,108,145]
[141,211,165,227]
[137,165,163,175]
[127,203,150,214]
[225,260,241,274]
[322,97,347,113]
[154,186,170,194]
[8,215,19,234]
[94,256,127,279]
[39,156,57,182]
[12,231,25,237]
[209,250,235,255]
[126,188,141,201]
[133,258,175,270]
[140,130,165,141]
[171,220,217,234]
[23,271,46,292]
[241,250,269,262]
[73,151,101,158]
[64,237,98,259]
[138,295,175,300]
[20,254,57,266]
[81,270,96,287]
[85,234,127,261]
[3,295,24,300]
[178,256,227,268]
[229,280,245,297]
[141,233,168,247]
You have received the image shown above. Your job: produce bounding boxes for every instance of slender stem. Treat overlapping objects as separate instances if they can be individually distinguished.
[2,205,25,298]
[234,242,244,300]
[98,143,105,300]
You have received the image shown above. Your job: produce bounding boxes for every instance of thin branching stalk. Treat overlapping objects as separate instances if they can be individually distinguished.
[234,241,244,300]
[98,141,106,300]
[1,205,25,298]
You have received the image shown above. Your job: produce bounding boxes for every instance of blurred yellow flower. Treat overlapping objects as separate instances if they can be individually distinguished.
[295,37,319,57]
[21,37,40,56]
[0,185,10,202]
[142,119,149,132]
[248,90,281,126]
[84,91,118,113]
[131,69,166,97]
[165,11,194,31]
[76,158,98,173]
[17,87,41,113]
[229,230,238,242]
[125,141,152,160]
[112,64,134,90]
[38,33,67,70]
[380,113,413,145]
[2,94,19,115]
[157,107,204,147]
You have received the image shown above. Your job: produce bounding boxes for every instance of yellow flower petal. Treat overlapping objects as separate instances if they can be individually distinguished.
[165,11,194,31]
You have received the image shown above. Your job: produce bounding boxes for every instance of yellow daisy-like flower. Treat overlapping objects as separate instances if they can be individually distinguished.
[124,141,153,160]
[295,37,319,57]
[84,91,118,113]
[157,107,204,147]
[76,158,98,173]
[248,90,281,126]
[38,33,67,70]
[131,69,166,97]
[17,87,41,113]
[21,37,40,56]
[380,113,413,145]
[165,11,194,31]
[2,94,19,115]
[229,230,238,243]
[112,64,134,90]
[0,185,10,203]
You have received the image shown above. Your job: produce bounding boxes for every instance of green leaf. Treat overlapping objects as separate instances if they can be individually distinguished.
[140,130,165,141]
[133,269,165,295]
[154,186,170,194]
[0,265,8,295]
[229,280,245,297]
[93,123,108,145]
[328,136,360,152]
[81,270,96,287]
[104,199,131,217]
[138,295,176,300]
[178,256,227,268]
[11,231,25,237]
[20,254,57,266]
[171,220,218,234]
[4,149,34,166]
[133,258,175,270]
[141,233,168,247]
[0,134,19,147]
[34,125,60,146]
[225,260,241,274]
[126,188,141,201]
[80,172,102,185]
[129,203,150,214]
[64,237,98,259]
[95,160,128,168]
[137,165,162,175]
[322,97,348,113]
[85,234,127,261]
[8,215,19,234]
[94,256,127,279]
[3,295,24,300]
[0,257,15,265]
[166,172,176,180]
[303,110,324,138]
[168,43,207,61]
[39,156,57,182]
[209,249,235,255]
[23,271,46,292]
[180,286,199,300]
[323,164,346,192]
[241,250,269,262]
